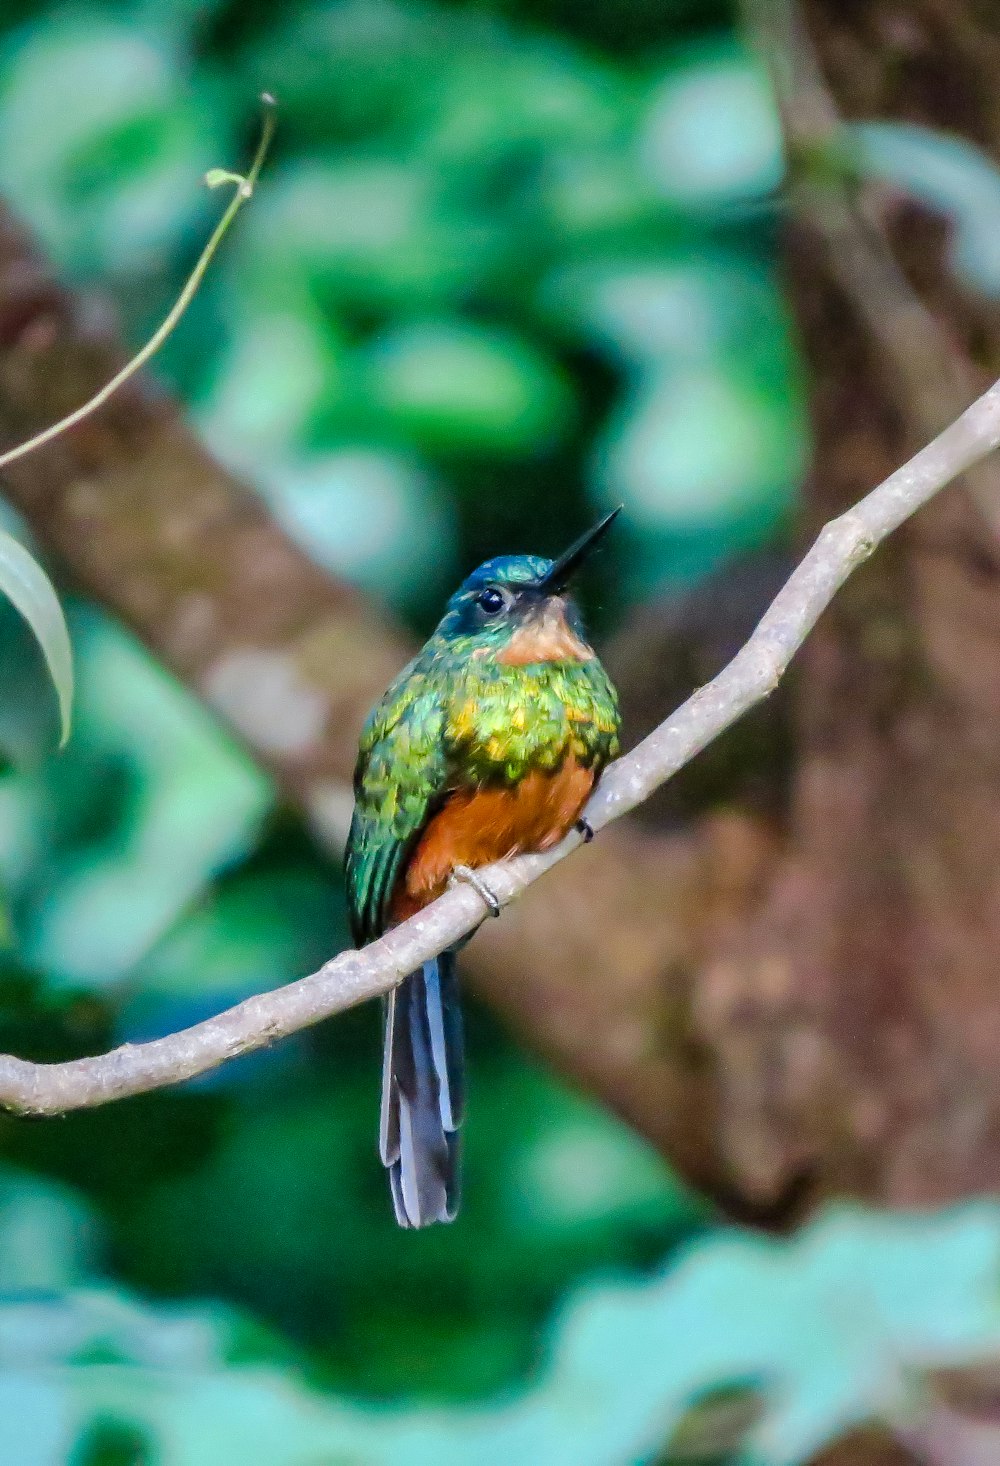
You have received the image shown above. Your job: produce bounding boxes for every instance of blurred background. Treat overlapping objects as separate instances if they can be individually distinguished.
[1,0,1000,1462]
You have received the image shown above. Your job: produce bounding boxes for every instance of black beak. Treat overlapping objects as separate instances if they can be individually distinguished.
[538,506,622,594]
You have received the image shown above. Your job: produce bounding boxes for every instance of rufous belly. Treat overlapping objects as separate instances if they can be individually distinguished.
[390,756,594,922]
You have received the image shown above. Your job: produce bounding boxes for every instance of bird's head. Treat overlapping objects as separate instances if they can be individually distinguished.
[435,508,621,663]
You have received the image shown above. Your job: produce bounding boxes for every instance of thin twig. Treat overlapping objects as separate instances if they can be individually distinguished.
[1,373,1000,1115]
[0,94,276,472]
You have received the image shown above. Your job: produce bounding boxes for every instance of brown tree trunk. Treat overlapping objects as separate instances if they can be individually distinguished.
[732,0,1000,1214]
[739,5,1000,1460]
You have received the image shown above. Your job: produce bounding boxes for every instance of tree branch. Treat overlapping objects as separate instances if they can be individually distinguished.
[0,199,722,1198]
[1,372,999,1115]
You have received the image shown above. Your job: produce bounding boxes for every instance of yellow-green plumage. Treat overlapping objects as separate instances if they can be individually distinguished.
[347,554,619,944]
[346,531,622,1229]
[443,654,619,783]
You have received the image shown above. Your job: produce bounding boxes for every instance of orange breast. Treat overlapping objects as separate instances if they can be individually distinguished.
[390,757,595,922]
[497,600,592,666]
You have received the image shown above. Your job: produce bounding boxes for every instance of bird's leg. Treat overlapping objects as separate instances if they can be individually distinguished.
[575,816,595,843]
[450,864,502,918]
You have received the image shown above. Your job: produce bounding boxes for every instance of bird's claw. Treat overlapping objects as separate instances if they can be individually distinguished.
[451,865,502,917]
[575,816,595,844]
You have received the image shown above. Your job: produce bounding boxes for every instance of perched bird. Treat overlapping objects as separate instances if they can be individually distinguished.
[345,510,622,1227]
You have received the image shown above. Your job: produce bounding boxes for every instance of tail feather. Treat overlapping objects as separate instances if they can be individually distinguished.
[379,952,463,1227]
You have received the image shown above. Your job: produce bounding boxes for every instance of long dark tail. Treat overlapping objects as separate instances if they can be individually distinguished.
[379,951,464,1227]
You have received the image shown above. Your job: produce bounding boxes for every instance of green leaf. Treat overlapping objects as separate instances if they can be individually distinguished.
[0,1165,99,1291]
[0,530,73,747]
[240,0,452,145]
[196,301,346,472]
[365,319,575,456]
[592,360,807,598]
[419,40,625,170]
[544,253,787,371]
[262,448,458,607]
[851,121,1000,296]
[639,41,783,210]
[0,16,228,275]
[242,159,506,310]
[130,868,341,1003]
[596,364,803,529]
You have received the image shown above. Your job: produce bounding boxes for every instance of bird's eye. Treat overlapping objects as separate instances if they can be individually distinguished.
[477,586,507,616]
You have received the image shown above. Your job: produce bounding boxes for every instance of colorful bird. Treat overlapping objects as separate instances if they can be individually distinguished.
[345,510,622,1227]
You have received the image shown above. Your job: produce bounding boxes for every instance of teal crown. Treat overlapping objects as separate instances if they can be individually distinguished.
[436,554,555,642]
[449,554,552,605]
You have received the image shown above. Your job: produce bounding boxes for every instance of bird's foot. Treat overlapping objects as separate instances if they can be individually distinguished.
[575,816,595,844]
[450,865,502,918]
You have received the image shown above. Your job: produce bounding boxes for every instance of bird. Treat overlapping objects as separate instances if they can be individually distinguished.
[345,509,622,1228]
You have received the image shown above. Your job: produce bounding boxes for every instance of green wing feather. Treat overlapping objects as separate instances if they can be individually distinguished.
[346,659,449,945]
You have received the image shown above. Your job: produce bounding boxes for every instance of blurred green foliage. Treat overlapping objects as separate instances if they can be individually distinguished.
[0,1174,999,1465]
[0,0,809,624]
[2,0,981,1462]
